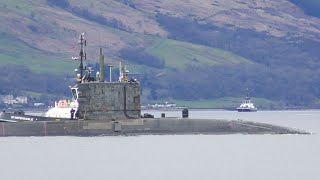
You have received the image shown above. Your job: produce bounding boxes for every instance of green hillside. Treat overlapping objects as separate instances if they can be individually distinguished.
[0,0,252,74]
[0,33,77,74]
[1,0,320,108]
[147,39,252,69]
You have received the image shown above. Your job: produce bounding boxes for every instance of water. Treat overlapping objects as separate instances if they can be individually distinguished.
[1,110,319,180]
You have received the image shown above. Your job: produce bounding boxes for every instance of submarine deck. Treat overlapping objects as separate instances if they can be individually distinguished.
[0,118,308,137]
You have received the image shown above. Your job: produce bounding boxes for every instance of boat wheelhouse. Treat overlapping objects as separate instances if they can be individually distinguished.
[237,91,257,112]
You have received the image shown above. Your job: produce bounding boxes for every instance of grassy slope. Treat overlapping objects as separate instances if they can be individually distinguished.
[0,0,33,15]
[147,39,252,69]
[0,0,289,73]
[0,33,77,74]
[0,0,78,74]
[0,11,249,75]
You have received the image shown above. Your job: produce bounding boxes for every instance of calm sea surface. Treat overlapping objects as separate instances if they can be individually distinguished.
[0,110,319,180]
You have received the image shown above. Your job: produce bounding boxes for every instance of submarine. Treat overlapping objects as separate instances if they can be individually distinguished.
[0,33,308,137]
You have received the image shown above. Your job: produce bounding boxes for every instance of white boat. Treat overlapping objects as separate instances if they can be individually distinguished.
[44,86,79,118]
[0,86,79,123]
[237,91,257,112]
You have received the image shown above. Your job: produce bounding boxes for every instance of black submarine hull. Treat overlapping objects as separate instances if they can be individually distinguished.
[0,112,308,137]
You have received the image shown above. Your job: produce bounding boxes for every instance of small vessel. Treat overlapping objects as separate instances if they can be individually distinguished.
[0,87,79,123]
[237,90,257,112]
[43,86,79,118]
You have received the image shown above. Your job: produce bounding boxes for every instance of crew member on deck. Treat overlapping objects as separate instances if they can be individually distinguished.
[70,108,75,120]
[75,109,79,120]
[76,74,81,83]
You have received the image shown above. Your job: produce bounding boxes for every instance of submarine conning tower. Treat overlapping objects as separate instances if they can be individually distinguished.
[75,33,141,121]
[77,82,141,121]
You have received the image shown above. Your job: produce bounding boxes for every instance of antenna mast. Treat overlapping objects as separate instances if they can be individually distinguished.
[79,33,86,82]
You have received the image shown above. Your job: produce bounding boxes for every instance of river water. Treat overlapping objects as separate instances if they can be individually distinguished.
[0,110,319,180]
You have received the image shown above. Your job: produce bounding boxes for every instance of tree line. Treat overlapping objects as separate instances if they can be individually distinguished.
[0,65,73,106]
[1,62,320,108]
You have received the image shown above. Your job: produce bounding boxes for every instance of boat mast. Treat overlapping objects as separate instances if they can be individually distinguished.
[245,88,250,99]
[119,57,123,82]
[79,33,86,83]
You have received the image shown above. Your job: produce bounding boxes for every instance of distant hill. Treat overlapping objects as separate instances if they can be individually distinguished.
[0,0,320,108]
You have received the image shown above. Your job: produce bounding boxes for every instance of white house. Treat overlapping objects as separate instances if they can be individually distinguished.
[3,95,15,104]
[16,96,28,104]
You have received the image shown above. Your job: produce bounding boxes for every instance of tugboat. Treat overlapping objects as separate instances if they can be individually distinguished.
[0,86,79,122]
[43,86,79,118]
[237,90,257,112]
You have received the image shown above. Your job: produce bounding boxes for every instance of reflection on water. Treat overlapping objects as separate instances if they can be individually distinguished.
[1,110,319,180]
